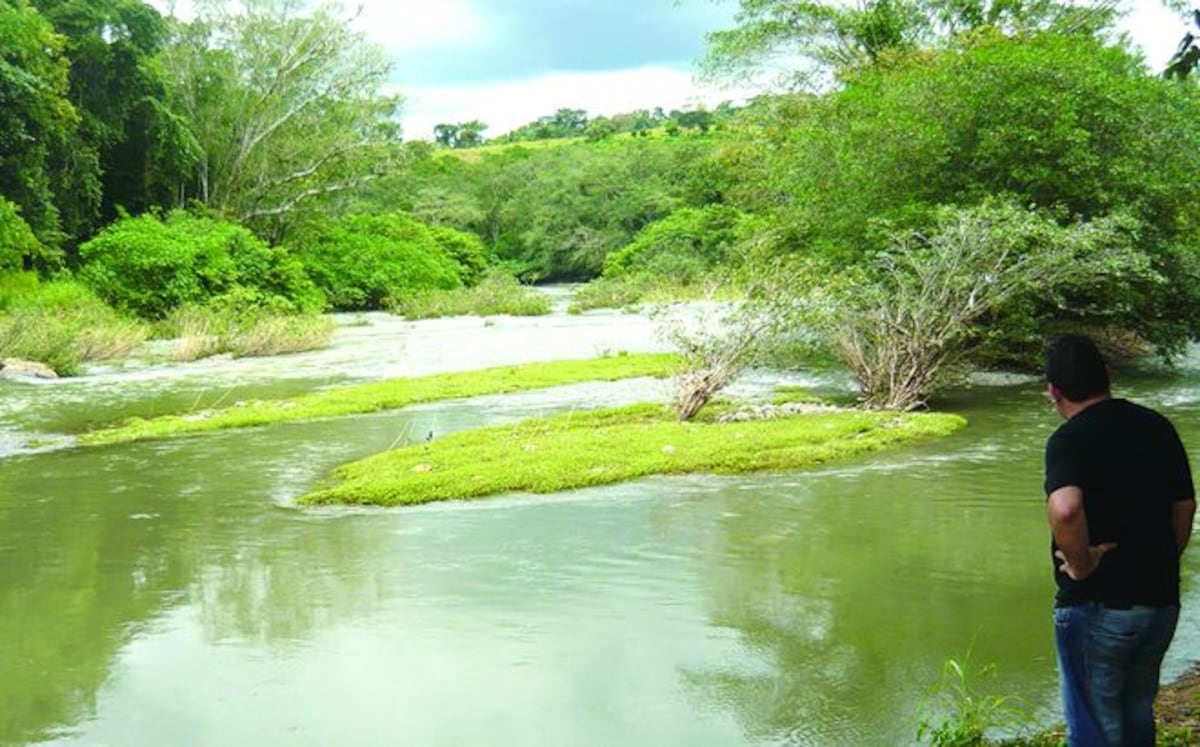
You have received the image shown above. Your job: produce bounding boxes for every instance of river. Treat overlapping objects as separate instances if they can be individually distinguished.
[1,303,1198,746]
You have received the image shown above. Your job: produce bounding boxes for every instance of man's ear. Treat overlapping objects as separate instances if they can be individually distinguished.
[1047,382,1063,403]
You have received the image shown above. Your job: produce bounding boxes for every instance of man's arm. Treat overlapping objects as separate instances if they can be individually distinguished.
[1173,498,1196,556]
[1047,485,1116,580]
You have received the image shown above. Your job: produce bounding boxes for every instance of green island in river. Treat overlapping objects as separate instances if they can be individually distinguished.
[300,402,965,506]
[76,352,965,507]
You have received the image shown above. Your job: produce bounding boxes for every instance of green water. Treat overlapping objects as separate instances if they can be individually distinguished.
[1,316,1198,746]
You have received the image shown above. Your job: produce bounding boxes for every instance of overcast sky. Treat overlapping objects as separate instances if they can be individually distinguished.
[150,1,1193,141]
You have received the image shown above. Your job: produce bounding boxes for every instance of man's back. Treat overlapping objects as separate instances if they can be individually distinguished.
[1045,398,1192,607]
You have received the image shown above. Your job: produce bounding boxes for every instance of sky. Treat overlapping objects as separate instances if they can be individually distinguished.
[150,1,1194,141]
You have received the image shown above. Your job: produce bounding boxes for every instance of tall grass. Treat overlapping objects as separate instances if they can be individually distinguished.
[161,303,334,361]
[570,274,737,312]
[393,272,550,319]
[0,274,147,376]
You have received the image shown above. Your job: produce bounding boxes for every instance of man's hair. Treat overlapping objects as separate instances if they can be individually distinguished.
[1045,335,1110,402]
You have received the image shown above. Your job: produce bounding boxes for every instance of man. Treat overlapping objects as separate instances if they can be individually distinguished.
[1043,334,1195,746]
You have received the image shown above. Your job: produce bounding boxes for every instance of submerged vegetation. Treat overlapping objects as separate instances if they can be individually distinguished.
[301,403,965,506]
[79,353,681,446]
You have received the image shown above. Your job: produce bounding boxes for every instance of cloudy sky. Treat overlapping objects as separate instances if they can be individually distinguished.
[151,1,1194,141]
[352,0,1191,140]
[352,0,747,140]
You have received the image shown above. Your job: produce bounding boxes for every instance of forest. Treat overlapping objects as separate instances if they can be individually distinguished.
[3,0,1200,409]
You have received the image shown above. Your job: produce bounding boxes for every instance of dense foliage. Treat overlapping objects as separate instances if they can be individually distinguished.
[603,205,767,284]
[368,135,733,281]
[78,211,322,318]
[287,213,476,310]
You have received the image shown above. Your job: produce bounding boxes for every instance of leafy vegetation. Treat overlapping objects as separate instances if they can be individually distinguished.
[286,212,478,310]
[302,402,964,506]
[78,211,322,318]
[79,353,681,446]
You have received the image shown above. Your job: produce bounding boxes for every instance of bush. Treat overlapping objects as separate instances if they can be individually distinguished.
[0,274,147,375]
[603,205,766,283]
[786,202,1155,410]
[429,225,489,286]
[393,271,550,319]
[288,212,468,310]
[78,211,323,319]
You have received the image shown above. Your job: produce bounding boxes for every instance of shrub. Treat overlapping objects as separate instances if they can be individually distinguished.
[78,211,323,319]
[786,202,1155,410]
[429,225,489,285]
[394,271,550,319]
[603,205,766,283]
[288,212,468,310]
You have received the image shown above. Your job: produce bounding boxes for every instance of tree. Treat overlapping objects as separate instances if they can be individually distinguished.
[0,198,43,272]
[433,120,487,148]
[433,123,460,147]
[31,0,177,236]
[456,120,487,148]
[0,0,80,258]
[1165,8,1200,79]
[745,33,1200,297]
[700,0,1124,88]
[286,212,467,310]
[158,0,402,237]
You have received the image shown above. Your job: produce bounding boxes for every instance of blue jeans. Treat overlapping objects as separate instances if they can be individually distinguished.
[1054,603,1179,747]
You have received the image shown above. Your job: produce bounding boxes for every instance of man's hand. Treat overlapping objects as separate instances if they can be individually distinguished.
[1054,542,1117,581]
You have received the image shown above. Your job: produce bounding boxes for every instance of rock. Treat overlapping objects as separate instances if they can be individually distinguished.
[0,358,59,380]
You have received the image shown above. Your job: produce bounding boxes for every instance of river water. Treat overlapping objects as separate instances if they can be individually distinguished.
[1,304,1198,746]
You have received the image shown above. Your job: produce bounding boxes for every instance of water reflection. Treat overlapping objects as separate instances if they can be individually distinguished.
[3,311,1200,745]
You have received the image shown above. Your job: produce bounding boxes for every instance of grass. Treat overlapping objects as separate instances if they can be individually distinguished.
[161,303,335,361]
[79,352,682,446]
[393,273,551,319]
[0,274,147,375]
[570,275,741,312]
[300,402,965,506]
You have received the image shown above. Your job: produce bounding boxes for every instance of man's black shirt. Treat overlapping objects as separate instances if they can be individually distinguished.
[1044,398,1193,608]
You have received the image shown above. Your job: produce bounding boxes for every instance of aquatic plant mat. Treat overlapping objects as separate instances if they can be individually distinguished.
[80,353,681,446]
[301,403,966,506]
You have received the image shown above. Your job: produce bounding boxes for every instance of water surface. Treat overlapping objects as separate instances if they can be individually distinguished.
[1,308,1197,746]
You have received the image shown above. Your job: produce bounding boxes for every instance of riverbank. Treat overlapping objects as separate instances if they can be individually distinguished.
[1156,664,1200,743]
[301,402,966,506]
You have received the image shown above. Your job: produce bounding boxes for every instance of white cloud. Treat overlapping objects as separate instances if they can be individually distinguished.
[398,66,763,141]
[351,0,492,53]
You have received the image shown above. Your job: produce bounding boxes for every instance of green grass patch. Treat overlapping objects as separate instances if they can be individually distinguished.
[79,353,682,447]
[301,403,965,506]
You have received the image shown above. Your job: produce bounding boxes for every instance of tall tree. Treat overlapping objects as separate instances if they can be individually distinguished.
[700,0,1125,88]
[158,0,402,237]
[0,0,80,261]
[31,0,179,236]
